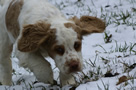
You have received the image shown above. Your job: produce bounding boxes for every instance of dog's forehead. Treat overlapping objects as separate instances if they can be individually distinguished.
[55,26,78,45]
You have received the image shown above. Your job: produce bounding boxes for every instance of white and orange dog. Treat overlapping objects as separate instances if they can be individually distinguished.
[0,0,105,86]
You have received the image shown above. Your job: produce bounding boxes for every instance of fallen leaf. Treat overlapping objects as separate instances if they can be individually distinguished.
[116,76,128,85]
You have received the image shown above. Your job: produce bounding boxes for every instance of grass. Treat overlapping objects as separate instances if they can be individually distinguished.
[104,32,112,43]
[97,79,110,90]
[114,42,136,55]
[96,41,136,56]
[99,3,136,29]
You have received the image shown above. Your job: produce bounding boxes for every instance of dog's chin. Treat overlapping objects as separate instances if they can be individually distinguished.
[60,64,83,74]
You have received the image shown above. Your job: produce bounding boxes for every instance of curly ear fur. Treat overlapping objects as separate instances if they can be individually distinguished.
[18,22,52,52]
[70,16,106,36]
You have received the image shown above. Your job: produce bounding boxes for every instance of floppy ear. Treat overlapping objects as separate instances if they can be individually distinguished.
[18,22,52,52]
[70,16,106,36]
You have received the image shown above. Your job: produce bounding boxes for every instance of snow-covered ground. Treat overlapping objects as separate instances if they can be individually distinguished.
[0,0,136,90]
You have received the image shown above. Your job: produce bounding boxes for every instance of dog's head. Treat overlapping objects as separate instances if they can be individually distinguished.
[18,16,105,74]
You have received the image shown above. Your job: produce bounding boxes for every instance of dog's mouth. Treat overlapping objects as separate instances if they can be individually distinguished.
[68,66,82,74]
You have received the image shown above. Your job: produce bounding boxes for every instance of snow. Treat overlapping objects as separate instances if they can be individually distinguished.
[0,0,136,90]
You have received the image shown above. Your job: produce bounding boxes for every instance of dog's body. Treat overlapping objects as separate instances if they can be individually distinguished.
[0,0,105,86]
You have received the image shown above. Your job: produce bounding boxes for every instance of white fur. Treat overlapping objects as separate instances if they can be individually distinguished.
[54,26,83,73]
[0,0,83,86]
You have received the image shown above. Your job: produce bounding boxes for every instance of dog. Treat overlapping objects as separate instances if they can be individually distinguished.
[0,0,105,86]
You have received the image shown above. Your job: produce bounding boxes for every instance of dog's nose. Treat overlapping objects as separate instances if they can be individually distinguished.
[68,60,81,73]
[70,61,79,69]
[65,59,82,73]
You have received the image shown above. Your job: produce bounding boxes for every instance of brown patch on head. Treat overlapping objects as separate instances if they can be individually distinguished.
[64,23,82,40]
[18,22,55,52]
[69,16,106,36]
[6,0,24,39]
[64,23,80,33]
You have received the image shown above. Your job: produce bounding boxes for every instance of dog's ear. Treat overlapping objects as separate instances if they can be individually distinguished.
[70,16,106,36]
[18,22,54,52]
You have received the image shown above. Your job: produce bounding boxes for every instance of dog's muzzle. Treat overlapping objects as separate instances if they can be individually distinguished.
[66,60,82,73]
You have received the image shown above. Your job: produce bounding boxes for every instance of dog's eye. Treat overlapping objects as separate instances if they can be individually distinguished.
[74,41,81,51]
[55,45,65,55]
